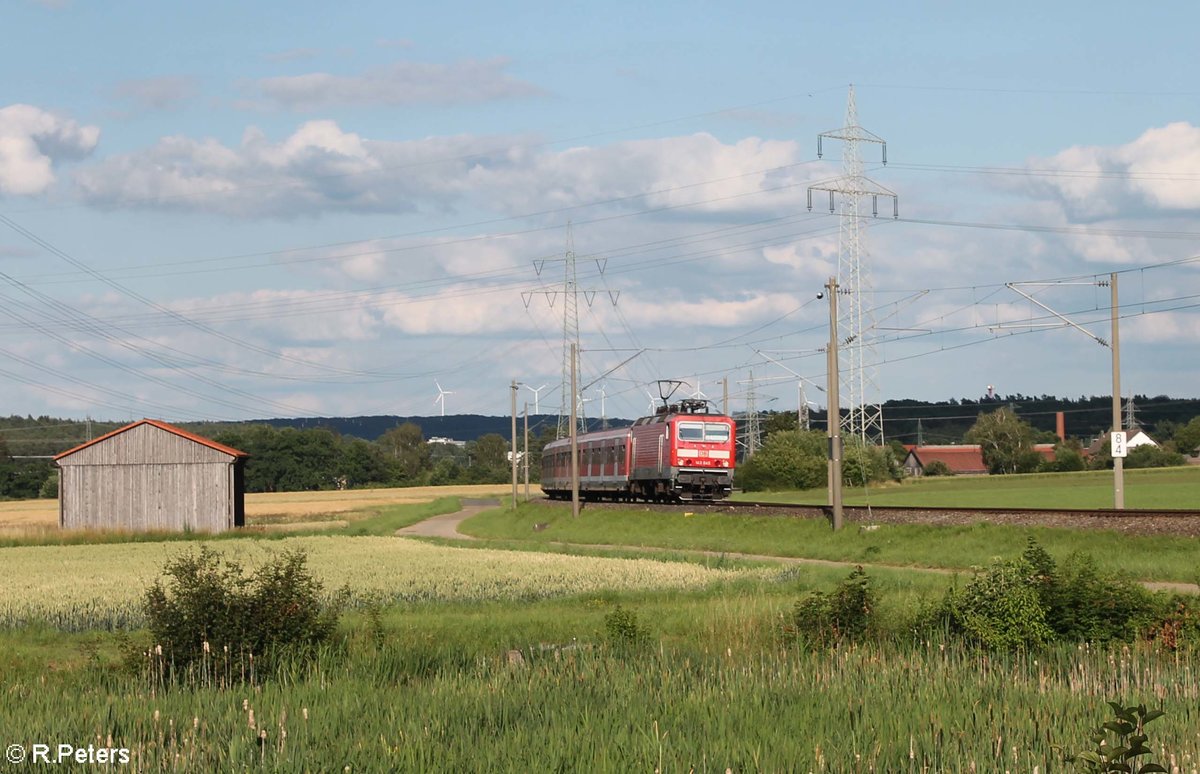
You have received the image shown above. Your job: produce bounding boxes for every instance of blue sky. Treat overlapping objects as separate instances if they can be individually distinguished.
[1,0,1198,434]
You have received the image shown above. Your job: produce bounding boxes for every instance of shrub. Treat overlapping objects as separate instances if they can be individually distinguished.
[604,604,648,650]
[1124,445,1186,469]
[788,566,875,646]
[939,559,1053,651]
[143,545,345,681]
[923,459,953,477]
[735,430,826,491]
[1023,538,1158,644]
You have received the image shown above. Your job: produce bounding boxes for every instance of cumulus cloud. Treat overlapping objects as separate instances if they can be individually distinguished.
[250,58,543,110]
[74,120,531,217]
[71,121,824,225]
[0,104,99,196]
[1021,122,1200,220]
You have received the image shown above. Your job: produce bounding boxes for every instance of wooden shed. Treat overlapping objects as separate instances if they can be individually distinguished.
[54,419,248,533]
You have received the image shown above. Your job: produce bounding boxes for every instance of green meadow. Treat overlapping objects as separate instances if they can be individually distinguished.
[736,464,1200,509]
[2,483,1200,771]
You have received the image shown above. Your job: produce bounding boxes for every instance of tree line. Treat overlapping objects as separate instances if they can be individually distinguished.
[2,403,1199,499]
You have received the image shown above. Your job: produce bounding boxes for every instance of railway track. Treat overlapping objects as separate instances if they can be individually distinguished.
[563,498,1200,536]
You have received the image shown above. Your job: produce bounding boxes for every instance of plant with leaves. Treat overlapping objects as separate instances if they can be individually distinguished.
[788,566,876,646]
[604,604,648,651]
[939,558,1053,650]
[1063,701,1167,773]
[143,545,345,681]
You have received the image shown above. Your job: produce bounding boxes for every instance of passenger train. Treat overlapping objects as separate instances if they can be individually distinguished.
[541,398,737,502]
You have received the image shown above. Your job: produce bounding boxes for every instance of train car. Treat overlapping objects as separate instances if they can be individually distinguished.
[541,398,736,502]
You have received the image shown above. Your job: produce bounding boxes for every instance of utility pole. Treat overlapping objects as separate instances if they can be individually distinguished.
[826,277,844,531]
[1111,273,1125,509]
[722,376,729,416]
[510,380,519,510]
[570,343,580,518]
[523,402,530,501]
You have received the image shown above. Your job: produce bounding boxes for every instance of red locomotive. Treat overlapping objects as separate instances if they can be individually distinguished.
[541,397,737,502]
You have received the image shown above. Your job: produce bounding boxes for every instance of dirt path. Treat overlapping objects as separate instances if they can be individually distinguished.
[394,498,498,539]
[396,500,1200,595]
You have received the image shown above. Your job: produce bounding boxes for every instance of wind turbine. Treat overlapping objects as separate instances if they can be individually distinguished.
[434,381,454,417]
[523,383,548,414]
[645,389,659,414]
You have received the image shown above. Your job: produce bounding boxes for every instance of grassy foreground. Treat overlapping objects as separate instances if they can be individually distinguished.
[4,590,1200,772]
[4,484,1200,771]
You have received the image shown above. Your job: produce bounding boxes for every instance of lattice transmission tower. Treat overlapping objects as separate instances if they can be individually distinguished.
[808,85,897,445]
[523,224,618,439]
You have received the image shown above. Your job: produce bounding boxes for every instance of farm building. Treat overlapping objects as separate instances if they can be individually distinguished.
[54,419,248,533]
[902,443,1056,477]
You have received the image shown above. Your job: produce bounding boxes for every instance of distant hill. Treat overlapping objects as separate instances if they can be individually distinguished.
[201,414,633,443]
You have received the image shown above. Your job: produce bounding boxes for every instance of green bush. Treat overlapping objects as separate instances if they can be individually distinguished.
[787,566,875,646]
[1124,445,1186,469]
[939,559,1053,651]
[930,540,1166,652]
[923,459,953,476]
[604,604,649,651]
[143,545,345,682]
[735,430,826,491]
[38,470,58,499]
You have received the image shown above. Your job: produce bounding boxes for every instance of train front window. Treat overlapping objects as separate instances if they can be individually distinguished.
[703,423,730,443]
[677,422,704,441]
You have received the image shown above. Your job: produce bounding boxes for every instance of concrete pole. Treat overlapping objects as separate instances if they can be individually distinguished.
[826,277,844,531]
[722,376,729,416]
[1111,273,1124,510]
[510,380,519,510]
[523,402,530,501]
[570,343,580,518]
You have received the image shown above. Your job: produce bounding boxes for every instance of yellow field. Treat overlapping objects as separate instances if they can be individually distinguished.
[0,535,769,629]
[0,484,511,533]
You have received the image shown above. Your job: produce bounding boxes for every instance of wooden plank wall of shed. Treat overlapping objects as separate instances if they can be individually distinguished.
[60,463,234,532]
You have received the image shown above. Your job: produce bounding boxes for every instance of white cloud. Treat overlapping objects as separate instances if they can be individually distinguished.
[0,104,99,196]
[251,58,543,110]
[1022,122,1200,219]
[73,120,532,217]
[69,123,826,227]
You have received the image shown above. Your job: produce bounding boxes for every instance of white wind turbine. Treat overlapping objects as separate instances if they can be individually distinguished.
[523,383,548,414]
[434,380,454,417]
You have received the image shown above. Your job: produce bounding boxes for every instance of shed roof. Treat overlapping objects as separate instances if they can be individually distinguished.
[54,419,248,461]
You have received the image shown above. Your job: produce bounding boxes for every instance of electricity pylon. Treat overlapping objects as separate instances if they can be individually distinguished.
[808,85,897,445]
[523,223,618,439]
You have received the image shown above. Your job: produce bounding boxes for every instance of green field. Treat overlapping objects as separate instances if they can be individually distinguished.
[734,464,1200,509]
[4,489,1200,770]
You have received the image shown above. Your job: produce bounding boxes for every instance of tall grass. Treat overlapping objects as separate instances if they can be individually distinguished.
[5,633,1200,771]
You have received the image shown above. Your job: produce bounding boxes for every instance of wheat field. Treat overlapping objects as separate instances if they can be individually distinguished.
[0,484,512,534]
